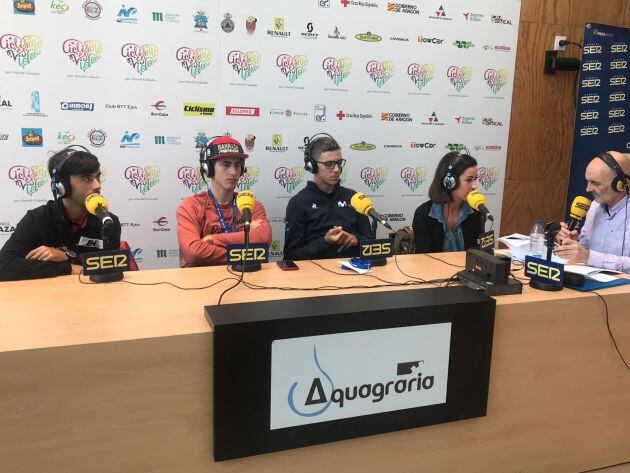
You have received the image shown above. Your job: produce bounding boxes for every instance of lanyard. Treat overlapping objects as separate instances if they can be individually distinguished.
[208,189,237,234]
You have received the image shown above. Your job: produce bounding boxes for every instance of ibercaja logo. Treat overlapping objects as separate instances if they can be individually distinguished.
[276,54,308,83]
[227,50,261,80]
[124,165,161,194]
[366,60,394,88]
[484,68,508,94]
[446,65,473,92]
[361,167,388,192]
[322,57,352,86]
[120,43,159,75]
[274,167,305,193]
[477,167,500,191]
[62,39,102,71]
[176,46,211,78]
[8,165,48,195]
[238,166,260,190]
[177,166,205,193]
[0,34,42,68]
[401,166,427,191]
[407,63,435,91]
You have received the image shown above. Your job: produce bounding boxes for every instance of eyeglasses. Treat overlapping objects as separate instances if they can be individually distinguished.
[316,159,346,170]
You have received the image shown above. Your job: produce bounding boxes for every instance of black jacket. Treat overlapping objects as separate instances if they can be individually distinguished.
[0,200,121,281]
[412,200,483,253]
[284,181,372,260]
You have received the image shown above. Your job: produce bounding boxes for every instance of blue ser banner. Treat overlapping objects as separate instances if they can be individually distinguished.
[567,23,629,213]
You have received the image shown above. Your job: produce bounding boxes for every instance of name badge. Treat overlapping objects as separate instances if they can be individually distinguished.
[78,236,104,249]
[82,249,131,275]
[227,244,269,264]
[359,238,393,260]
[524,255,564,287]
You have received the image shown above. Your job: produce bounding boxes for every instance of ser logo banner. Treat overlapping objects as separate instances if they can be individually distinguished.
[359,239,393,259]
[82,249,131,275]
[227,243,269,264]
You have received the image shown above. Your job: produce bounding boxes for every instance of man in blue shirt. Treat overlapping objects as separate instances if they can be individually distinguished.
[283,134,371,260]
[556,151,630,273]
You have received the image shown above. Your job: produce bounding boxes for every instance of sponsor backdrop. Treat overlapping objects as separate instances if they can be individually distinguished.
[568,23,629,213]
[0,0,521,269]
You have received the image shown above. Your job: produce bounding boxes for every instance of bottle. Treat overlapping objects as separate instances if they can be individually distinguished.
[529,219,545,258]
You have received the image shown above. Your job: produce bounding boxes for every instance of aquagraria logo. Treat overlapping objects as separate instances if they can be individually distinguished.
[177,166,204,193]
[176,47,211,78]
[322,57,352,86]
[366,60,394,88]
[276,54,308,83]
[447,66,473,92]
[125,165,160,194]
[121,42,158,75]
[63,39,102,71]
[116,4,138,24]
[401,166,427,191]
[407,63,435,90]
[8,165,48,195]
[0,34,43,68]
[275,167,305,193]
[227,50,261,80]
[361,167,388,191]
[477,167,500,191]
[484,68,508,94]
[238,166,260,190]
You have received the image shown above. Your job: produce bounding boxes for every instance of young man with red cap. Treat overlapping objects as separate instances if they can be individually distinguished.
[176,136,272,267]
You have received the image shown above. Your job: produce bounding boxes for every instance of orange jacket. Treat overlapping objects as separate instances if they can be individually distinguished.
[176,192,272,267]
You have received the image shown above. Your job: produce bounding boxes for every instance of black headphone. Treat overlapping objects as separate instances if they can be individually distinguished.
[50,145,90,199]
[442,148,473,191]
[198,136,247,181]
[303,132,336,174]
[597,152,630,194]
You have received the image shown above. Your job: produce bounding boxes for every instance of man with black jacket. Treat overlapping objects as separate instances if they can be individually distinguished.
[0,146,121,281]
[284,134,371,260]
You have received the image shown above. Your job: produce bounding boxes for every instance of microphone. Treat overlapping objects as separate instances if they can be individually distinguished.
[350,192,393,231]
[236,190,255,230]
[567,196,591,231]
[85,193,114,232]
[466,191,494,222]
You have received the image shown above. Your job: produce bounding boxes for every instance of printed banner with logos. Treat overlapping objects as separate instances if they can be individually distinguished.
[567,23,629,213]
[0,0,521,269]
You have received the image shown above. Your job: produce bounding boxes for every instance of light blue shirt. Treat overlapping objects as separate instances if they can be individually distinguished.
[579,195,630,273]
[429,201,473,252]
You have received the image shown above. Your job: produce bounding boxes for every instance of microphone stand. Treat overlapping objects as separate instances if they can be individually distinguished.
[89,224,123,283]
[231,220,261,273]
[529,222,562,292]
[367,216,387,266]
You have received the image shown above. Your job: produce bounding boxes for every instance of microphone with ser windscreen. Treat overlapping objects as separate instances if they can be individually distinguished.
[466,191,494,221]
[85,193,114,232]
[236,190,255,230]
[567,196,591,231]
[350,192,393,231]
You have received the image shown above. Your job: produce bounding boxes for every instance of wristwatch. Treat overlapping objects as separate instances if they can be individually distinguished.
[64,248,77,263]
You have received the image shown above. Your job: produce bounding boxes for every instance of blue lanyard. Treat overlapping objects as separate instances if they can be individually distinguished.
[207,189,237,234]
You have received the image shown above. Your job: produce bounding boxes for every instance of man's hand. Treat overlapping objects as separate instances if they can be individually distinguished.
[337,232,358,252]
[201,234,214,243]
[324,227,358,251]
[250,219,263,231]
[324,226,344,244]
[556,222,579,244]
[70,264,83,275]
[554,238,590,264]
[25,246,68,262]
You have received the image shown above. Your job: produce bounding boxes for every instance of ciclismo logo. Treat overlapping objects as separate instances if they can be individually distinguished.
[238,166,260,190]
[276,54,308,83]
[401,166,427,191]
[484,68,508,94]
[361,167,388,192]
[407,63,435,90]
[322,57,352,86]
[477,167,500,191]
[8,164,48,195]
[275,167,305,193]
[120,43,159,75]
[227,50,261,80]
[176,47,211,78]
[0,34,42,68]
[366,60,394,88]
[447,66,473,92]
[124,165,160,194]
[177,166,204,193]
[63,39,102,71]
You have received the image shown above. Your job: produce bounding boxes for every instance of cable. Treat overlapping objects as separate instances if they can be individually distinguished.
[78,270,240,290]
[559,40,583,49]
[587,289,630,371]
[421,252,465,268]
[393,253,440,287]
[308,258,430,286]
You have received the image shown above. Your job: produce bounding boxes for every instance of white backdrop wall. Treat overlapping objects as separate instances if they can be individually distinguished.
[0,0,521,268]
